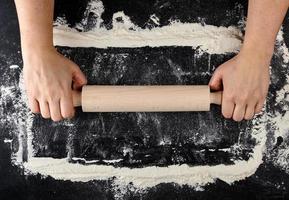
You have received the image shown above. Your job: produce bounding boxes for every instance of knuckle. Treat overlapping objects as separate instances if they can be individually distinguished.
[28,91,37,99]
[253,92,265,101]
[61,90,72,99]
[47,88,63,100]
[224,94,234,102]
[260,93,267,101]
[47,95,60,103]
[238,94,249,103]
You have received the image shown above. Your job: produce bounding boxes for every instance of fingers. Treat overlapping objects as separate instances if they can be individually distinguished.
[37,96,74,121]
[244,104,255,120]
[23,52,82,122]
[221,94,235,119]
[232,103,246,122]
[222,98,265,121]
[209,68,223,91]
[39,101,50,119]
[71,64,87,90]
[222,94,257,121]
[31,86,75,121]
[255,101,265,114]
[28,98,40,114]
[49,99,63,122]
[60,90,75,119]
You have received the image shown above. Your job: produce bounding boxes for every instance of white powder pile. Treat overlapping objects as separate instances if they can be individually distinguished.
[54,19,242,54]
[53,3,243,54]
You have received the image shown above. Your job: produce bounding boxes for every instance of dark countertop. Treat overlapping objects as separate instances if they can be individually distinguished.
[1,0,289,199]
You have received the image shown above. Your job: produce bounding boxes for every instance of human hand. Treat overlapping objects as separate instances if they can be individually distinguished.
[209,49,270,121]
[23,47,87,121]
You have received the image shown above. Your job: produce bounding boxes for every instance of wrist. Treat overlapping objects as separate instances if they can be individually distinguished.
[22,45,56,65]
[21,34,54,58]
[241,40,274,64]
[240,45,273,66]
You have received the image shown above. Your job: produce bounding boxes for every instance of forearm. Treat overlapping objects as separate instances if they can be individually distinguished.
[14,0,55,58]
[242,0,289,61]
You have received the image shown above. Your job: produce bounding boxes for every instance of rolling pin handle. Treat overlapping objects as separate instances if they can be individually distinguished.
[210,91,222,105]
[72,90,82,107]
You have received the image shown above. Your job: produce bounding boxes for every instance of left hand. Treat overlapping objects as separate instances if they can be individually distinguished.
[209,49,270,121]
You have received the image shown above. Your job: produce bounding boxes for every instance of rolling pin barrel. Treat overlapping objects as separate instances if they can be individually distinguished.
[72,85,222,112]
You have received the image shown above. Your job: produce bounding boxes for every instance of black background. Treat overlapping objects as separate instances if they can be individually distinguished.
[1,0,289,199]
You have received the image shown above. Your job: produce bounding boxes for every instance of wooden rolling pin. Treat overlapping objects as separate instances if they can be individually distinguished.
[72,85,222,112]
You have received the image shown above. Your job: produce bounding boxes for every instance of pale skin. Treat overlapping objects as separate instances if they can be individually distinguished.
[15,0,87,121]
[14,0,289,122]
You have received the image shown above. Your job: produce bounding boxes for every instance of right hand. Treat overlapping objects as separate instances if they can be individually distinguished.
[209,49,270,121]
[23,47,87,121]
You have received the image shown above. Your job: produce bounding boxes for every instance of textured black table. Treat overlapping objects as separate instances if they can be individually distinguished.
[1,0,289,199]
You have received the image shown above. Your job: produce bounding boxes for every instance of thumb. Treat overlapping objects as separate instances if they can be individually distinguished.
[209,68,223,91]
[71,64,87,90]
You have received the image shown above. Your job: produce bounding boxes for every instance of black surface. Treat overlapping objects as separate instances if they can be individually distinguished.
[30,47,254,167]
[1,0,289,199]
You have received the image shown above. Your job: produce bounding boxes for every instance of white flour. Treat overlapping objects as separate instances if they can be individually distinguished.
[1,0,286,190]
[0,69,32,163]
[22,0,266,189]
[24,114,267,188]
[271,30,289,139]
[53,10,243,54]
[6,48,267,189]
[265,30,289,173]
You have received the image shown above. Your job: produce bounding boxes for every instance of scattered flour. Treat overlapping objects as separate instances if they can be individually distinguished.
[271,30,289,139]
[23,0,266,189]
[23,29,289,187]
[53,11,243,54]
[273,147,289,173]
[9,65,19,69]
[0,69,33,163]
[1,0,287,191]
[24,121,267,188]
[149,14,160,26]
[75,0,104,31]
[265,29,289,173]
